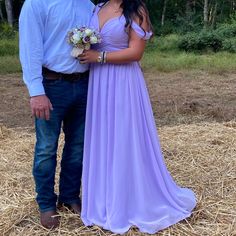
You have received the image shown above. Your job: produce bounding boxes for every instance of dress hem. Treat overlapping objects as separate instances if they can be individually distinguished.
[81,211,193,234]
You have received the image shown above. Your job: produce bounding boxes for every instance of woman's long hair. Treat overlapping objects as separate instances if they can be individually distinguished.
[97,0,153,34]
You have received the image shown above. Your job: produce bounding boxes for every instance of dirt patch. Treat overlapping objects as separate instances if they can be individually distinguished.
[0,74,33,129]
[1,71,236,129]
[147,70,236,126]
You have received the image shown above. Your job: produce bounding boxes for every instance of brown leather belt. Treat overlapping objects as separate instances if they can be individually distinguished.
[42,67,89,82]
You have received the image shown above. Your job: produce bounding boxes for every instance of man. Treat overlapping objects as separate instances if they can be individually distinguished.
[19,0,94,229]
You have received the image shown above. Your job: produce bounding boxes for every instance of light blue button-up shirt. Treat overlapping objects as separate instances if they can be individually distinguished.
[19,0,94,97]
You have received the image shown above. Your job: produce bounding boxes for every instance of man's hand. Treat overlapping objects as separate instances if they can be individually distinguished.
[30,95,53,120]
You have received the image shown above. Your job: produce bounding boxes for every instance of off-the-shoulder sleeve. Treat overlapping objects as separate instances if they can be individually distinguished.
[93,4,101,14]
[131,21,153,40]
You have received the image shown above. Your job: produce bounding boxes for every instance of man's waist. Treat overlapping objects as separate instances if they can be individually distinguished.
[42,67,89,82]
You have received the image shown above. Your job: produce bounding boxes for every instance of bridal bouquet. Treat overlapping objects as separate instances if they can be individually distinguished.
[67,26,101,57]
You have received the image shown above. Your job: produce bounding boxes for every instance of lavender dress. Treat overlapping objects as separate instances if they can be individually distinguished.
[81,5,196,234]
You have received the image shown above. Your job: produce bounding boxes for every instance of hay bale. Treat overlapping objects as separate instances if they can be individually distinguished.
[0,122,235,236]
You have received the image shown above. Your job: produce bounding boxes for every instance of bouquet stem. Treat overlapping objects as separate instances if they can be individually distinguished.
[71,47,84,57]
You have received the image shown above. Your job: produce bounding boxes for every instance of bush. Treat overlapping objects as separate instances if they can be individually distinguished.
[0,22,17,39]
[177,20,236,52]
[145,34,180,54]
[178,33,200,51]
[215,22,236,38]
[222,38,236,53]
[157,34,180,51]
[178,30,223,52]
[157,21,176,35]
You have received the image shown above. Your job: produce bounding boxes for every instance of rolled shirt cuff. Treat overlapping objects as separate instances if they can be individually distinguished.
[28,79,45,97]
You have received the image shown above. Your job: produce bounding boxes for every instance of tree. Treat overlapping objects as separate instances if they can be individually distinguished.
[186,0,194,20]
[0,3,4,21]
[5,0,14,26]
[203,0,209,27]
[0,0,235,33]
[161,0,168,26]
[210,1,218,27]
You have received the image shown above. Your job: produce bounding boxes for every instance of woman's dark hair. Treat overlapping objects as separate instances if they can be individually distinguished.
[97,0,153,34]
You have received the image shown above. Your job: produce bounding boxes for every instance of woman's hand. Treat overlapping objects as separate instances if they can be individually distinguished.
[78,50,100,64]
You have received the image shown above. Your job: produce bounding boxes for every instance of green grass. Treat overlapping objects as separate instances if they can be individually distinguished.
[147,34,180,52]
[0,34,236,75]
[0,55,21,74]
[0,36,18,56]
[0,36,21,74]
[142,51,236,72]
[143,34,236,72]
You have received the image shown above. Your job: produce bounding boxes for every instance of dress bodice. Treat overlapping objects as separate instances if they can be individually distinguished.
[90,4,152,52]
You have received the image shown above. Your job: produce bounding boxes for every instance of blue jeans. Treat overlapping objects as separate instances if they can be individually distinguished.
[33,75,88,212]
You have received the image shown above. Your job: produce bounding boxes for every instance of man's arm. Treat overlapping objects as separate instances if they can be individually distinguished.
[19,0,52,120]
[19,0,45,96]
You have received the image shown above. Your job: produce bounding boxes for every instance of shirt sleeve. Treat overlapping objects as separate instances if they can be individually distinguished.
[19,0,45,97]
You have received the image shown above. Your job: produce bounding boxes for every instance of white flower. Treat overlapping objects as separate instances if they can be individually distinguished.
[72,33,82,43]
[90,36,98,44]
[67,27,101,49]
[84,28,93,36]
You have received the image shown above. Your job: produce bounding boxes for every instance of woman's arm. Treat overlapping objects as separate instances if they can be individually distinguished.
[79,10,150,64]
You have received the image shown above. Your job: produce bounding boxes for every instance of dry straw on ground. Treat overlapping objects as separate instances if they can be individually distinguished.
[0,122,235,236]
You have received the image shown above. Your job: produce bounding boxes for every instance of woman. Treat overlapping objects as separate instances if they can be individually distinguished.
[79,0,196,234]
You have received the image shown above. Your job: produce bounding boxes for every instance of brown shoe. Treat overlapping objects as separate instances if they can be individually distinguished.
[40,210,60,229]
[58,202,81,215]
